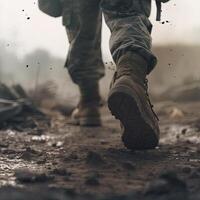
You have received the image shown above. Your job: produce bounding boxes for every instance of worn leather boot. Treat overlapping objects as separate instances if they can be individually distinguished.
[108,53,160,150]
[71,82,101,126]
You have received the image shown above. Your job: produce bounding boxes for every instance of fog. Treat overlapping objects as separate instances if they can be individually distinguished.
[0,0,200,58]
[0,0,200,99]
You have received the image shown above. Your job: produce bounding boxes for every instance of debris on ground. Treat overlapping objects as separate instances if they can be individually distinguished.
[0,82,49,130]
[86,151,106,166]
[15,168,54,183]
[144,171,188,197]
[0,81,200,199]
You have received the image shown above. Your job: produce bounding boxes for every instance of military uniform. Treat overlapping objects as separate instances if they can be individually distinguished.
[39,0,169,149]
[60,0,157,84]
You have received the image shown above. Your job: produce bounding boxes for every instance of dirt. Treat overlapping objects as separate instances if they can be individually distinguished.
[0,101,200,200]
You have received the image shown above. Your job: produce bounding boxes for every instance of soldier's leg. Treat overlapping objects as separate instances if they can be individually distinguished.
[62,0,104,85]
[62,0,104,126]
[101,0,156,73]
[101,0,160,149]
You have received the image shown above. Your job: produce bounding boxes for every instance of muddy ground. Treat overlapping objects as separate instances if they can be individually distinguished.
[0,101,200,200]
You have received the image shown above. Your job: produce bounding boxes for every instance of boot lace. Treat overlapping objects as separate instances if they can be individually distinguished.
[144,79,159,121]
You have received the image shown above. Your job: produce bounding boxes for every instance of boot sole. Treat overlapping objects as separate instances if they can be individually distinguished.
[108,86,158,150]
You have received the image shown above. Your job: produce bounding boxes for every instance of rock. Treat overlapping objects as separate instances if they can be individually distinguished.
[0,142,9,148]
[100,140,109,145]
[181,128,187,135]
[51,168,71,177]
[64,153,78,162]
[20,147,42,161]
[189,170,200,179]
[86,151,105,166]
[170,107,184,119]
[144,171,188,196]
[160,171,187,188]
[145,179,170,195]
[182,166,192,174]
[36,157,47,164]
[15,168,54,183]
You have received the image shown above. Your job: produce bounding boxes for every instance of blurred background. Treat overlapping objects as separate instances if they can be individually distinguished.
[0,0,200,104]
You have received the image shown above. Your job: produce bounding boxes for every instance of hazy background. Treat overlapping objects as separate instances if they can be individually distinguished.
[0,0,200,101]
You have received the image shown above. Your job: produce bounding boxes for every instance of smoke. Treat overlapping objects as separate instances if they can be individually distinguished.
[149,45,200,94]
[0,0,200,101]
[1,37,200,101]
[0,40,78,101]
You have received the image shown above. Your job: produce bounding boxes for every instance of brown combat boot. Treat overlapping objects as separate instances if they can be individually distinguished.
[71,82,102,126]
[108,53,160,150]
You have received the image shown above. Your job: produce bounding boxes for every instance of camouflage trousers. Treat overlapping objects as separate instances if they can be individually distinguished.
[61,0,157,85]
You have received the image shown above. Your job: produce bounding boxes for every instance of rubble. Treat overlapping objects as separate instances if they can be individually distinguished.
[0,81,200,200]
[144,171,188,198]
[50,168,71,177]
[0,82,49,130]
[86,151,106,167]
[15,168,54,183]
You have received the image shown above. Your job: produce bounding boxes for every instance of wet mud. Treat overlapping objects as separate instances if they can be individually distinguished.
[0,102,200,200]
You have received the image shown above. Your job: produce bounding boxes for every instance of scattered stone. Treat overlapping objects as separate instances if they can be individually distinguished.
[28,128,44,136]
[100,140,109,145]
[51,168,71,177]
[64,153,78,162]
[86,151,105,166]
[170,107,184,119]
[145,171,187,196]
[36,157,47,164]
[20,151,34,161]
[56,141,63,147]
[1,148,17,154]
[31,135,50,143]
[182,166,192,174]
[0,142,9,148]
[145,179,170,195]
[181,128,187,135]
[160,171,187,187]
[20,147,42,161]
[15,168,54,183]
